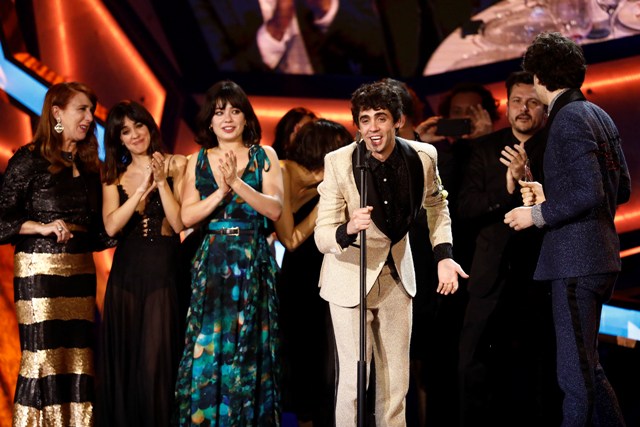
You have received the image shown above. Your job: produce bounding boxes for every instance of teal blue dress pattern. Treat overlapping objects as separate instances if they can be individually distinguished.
[176,145,281,426]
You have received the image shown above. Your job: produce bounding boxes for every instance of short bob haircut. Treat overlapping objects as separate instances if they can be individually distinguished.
[437,82,500,122]
[194,80,261,148]
[102,100,164,184]
[288,119,352,171]
[350,81,403,127]
[34,81,100,174]
[522,32,586,92]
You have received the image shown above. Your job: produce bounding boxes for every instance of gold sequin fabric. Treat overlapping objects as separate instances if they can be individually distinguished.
[13,402,93,427]
[0,144,102,426]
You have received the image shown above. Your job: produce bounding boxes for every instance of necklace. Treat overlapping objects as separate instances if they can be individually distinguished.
[62,151,74,162]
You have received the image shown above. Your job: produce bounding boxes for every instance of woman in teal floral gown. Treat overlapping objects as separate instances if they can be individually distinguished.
[176,80,284,426]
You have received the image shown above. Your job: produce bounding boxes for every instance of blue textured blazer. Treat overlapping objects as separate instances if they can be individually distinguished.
[534,89,631,281]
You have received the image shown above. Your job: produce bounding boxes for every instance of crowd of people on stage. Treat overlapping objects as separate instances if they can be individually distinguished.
[0,32,631,427]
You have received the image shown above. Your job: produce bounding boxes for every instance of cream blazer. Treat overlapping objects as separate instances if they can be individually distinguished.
[315,138,452,307]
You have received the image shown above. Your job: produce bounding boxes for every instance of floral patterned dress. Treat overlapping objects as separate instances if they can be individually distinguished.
[175,145,280,426]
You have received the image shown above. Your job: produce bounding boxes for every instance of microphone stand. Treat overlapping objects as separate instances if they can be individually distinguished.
[355,139,369,427]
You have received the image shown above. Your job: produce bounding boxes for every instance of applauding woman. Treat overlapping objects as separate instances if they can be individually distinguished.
[98,100,186,427]
[176,80,283,426]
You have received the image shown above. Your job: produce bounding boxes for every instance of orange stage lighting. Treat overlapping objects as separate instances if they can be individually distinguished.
[90,0,165,123]
[620,246,640,258]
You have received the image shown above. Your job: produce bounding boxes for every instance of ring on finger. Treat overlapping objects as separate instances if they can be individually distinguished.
[57,226,63,231]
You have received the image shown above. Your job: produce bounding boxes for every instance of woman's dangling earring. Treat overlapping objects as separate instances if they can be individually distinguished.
[54,117,64,134]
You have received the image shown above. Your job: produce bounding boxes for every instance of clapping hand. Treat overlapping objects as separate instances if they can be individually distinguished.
[137,162,156,200]
[500,142,528,182]
[150,152,167,185]
[217,150,239,189]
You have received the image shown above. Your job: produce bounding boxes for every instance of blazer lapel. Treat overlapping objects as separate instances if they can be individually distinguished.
[396,138,424,222]
[351,145,388,237]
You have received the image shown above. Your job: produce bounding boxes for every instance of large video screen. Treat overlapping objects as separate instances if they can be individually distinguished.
[154,0,441,86]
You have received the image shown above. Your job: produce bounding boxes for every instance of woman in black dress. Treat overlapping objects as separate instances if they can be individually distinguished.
[0,82,110,426]
[97,100,186,426]
[274,119,351,426]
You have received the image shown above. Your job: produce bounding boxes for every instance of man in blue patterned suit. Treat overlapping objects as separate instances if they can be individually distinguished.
[505,32,631,427]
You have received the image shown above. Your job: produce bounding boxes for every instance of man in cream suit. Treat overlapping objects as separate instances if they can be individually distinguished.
[315,81,468,426]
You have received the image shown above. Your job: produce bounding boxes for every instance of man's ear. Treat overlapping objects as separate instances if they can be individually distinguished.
[395,114,406,130]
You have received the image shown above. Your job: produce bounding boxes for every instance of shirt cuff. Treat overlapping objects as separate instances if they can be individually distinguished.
[256,24,292,69]
[433,243,453,264]
[532,204,546,228]
[336,223,357,249]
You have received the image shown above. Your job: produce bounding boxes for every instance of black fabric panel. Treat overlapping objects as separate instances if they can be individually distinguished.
[14,374,94,408]
[18,320,95,351]
[14,274,96,300]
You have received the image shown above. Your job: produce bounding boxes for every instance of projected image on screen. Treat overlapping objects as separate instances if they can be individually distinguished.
[154,0,441,82]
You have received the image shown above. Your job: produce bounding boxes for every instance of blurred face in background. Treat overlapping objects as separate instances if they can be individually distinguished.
[448,91,483,119]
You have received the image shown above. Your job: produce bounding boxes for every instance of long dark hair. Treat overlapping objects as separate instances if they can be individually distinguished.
[194,80,261,148]
[102,100,164,185]
[33,82,100,174]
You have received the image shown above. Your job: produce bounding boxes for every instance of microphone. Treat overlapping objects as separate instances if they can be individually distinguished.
[355,131,370,169]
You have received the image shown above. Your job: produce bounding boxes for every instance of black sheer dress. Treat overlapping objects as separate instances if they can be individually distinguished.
[96,179,182,427]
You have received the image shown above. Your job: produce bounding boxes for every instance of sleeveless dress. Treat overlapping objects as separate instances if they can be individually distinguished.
[175,146,280,426]
[0,144,110,427]
[97,178,182,427]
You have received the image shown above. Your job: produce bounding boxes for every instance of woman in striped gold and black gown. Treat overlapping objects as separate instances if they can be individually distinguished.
[0,82,112,426]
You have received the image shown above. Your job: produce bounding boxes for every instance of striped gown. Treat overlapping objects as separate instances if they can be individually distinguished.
[0,144,107,427]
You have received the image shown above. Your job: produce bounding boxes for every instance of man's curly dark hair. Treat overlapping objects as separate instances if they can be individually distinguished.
[522,32,586,92]
[351,81,403,126]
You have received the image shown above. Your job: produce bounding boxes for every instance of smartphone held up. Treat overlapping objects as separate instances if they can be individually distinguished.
[435,118,472,137]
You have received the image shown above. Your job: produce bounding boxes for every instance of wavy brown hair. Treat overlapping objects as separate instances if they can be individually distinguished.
[33,82,100,174]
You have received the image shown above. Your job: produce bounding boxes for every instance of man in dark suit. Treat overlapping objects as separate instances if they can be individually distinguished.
[457,71,560,426]
[506,32,630,427]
